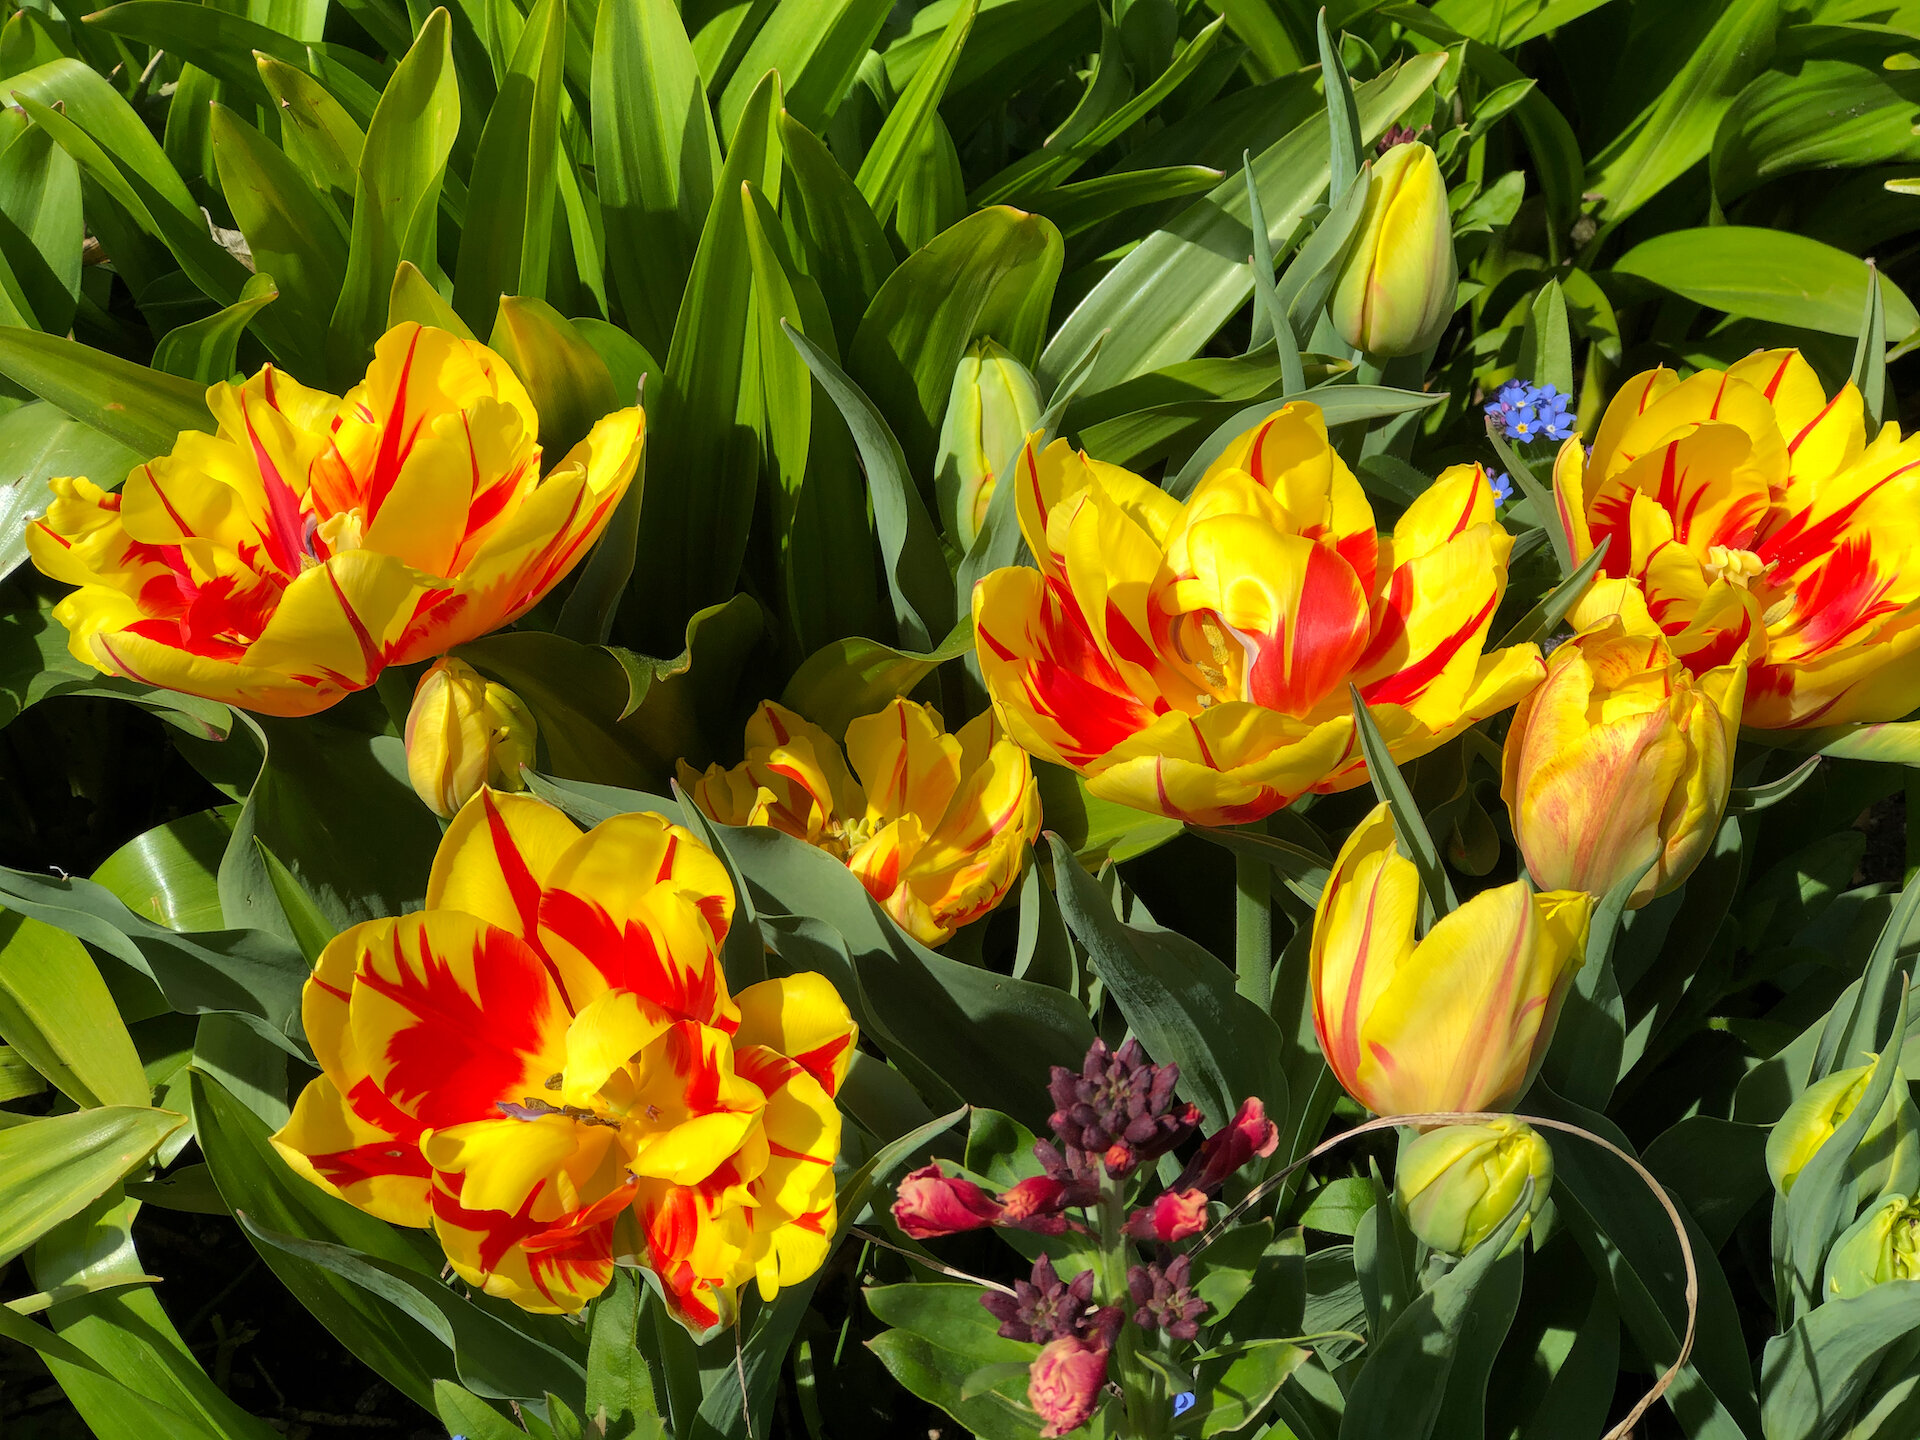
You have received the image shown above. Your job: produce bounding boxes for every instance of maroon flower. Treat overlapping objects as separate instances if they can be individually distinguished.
[1122,1187,1210,1243]
[892,1164,1003,1239]
[1177,1096,1280,1195]
[981,1253,1095,1343]
[1129,1254,1207,1342]
[999,1175,1078,1235]
[1048,1038,1200,1178]
[1029,1335,1109,1437]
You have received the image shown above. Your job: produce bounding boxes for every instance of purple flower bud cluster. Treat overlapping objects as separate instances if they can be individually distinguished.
[1046,1038,1201,1180]
[983,1253,1123,1348]
[1129,1255,1207,1341]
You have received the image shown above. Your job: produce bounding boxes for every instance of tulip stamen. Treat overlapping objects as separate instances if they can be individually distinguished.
[1702,545,1768,589]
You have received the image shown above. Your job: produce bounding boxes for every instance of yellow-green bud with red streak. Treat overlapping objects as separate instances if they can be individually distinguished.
[404,658,538,819]
[1395,1118,1552,1257]
[1330,141,1458,359]
[935,337,1042,551]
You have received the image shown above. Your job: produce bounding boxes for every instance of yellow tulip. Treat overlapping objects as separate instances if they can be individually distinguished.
[1826,1193,1920,1298]
[1311,802,1592,1115]
[679,698,1041,947]
[27,323,643,717]
[1502,615,1744,908]
[271,788,855,1327]
[936,338,1042,551]
[1396,1118,1552,1256]
[972,406,1541,826]
[1765,1055,1919,1200]
[1555,349,1920,728]
[1330,142,1459,358]
[404,658,538,819]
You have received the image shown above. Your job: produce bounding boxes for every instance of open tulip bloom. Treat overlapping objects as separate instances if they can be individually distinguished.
[270,788,855,1330]
[28,323,643,716]
[972,405,1542,826]
[1555,348,1920,729]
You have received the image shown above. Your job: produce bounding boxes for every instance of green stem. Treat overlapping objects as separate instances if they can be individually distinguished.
[1235,844,1273,1012]
[1097,1176,1163,1440]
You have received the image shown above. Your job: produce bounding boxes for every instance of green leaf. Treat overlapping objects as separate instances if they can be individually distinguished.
[592,0,719,360]
[1350,687,1458,919]
[779,110,895,354]
[854,0,977,223]
[1713,58,1920,204]
[780,620,973,739]
[1039,52,1446,392]
[433,1382,525,1440]
[0,121,82,335]
[1517,279,1573,397]
[255,55,364,206]
[784,320,954,652]
[488,296,621,460]
[386,257,472,336]
[452,0,566,333]
[0,1108,180,1265]
[329,8,461,382]
[151,272,280,385]
[1033,759,1183,867]
[1613,226,1920,341]
[1186,1339,1311,1436]
[583,1272,669,1440]
[1760,1284,1920,1440]
[1032,163,1225,237]
[0,910,149,1108]
[1495,537,1609,649]
[867,1284,1039,1440]
[0,326,211,457]
[722,0,890,135]
[1316,10,1362,202]
[848,204,1062,480]
[1047,834,1287,1130]
[1853,261,1888,429]
[1166,382,1444,500]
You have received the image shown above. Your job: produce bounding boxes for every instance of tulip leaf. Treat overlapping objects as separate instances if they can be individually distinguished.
[254,55,364,206]
[582,1273,670,1440]
[386,258,472,338]
[1316,10,1362,203]
[489,297,622,461]
[779,111,896,354]
[1759,1283,1920,1440]
[1726,755,1823,816]
[1539,856,1647,1112]
[1272,164,1371,349]
[433,1382,524,1440]
[1245,150,1302,389]
[1039,52,1446,393]
[0,326,211,457]
[1348,687,1459,921]
[1819,866,1920,1081]
[0,911,149,1109]
[780,619,974,740]
[1047,834,1288,1132]
[150,272,280,385]
[329,9,461,382]
[1852,261,1888,430]
[720,0,890,136]
[0,1107,182,1267]
[1495,534,1609,649]
[1487,425,1574,577]
[0,122,82,337]
[592,0,718,360]
[783,319,954,653]
[1034,163,1226,238]
[854,0,977,224]
[1166,384,1444,501]
[1186,824,1331,909]
[452,0,566,333]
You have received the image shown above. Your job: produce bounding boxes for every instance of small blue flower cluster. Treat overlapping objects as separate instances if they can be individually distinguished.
[1484,379,1574,444]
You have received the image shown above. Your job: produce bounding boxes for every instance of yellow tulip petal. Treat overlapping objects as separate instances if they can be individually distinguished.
[734,973,858,1099]
[273,1075,433,1227]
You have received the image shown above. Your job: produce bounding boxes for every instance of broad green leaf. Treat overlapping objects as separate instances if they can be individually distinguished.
[1614,226,1920,341]
[1714,59,1920,202]
[882,0,1094,132]
[488,297,620,460]
[1035,759,1183,866]
[583,1273,669,1440]
[83,3,306,100]
[1189,1339,1311,1436]
[434,1382,523,1440]
[1040,52,1447,392]
[592,0,719,360]
[0,911,149,1108]
[848,205,1061,477]
[0,122,81,335]
[855,0,977,223]
[867,1284,1042,1440]
[0,402,141,581]
[1032,163,1224,236]
[779,621,972,739]
[779,111,895,353]
[0,327,212,457]
[255,54,364,206]
[151,272,280,385]
[0,1107,180,1264]
[721,0,890,134]
[1584,0,1781,224]
[1761,1285,1920,1440]
[1048,835,1288,1131]
[329,9,461,381]
[1429,0,1617,47]
[1518,278,1574,397]
[452,0,566,332]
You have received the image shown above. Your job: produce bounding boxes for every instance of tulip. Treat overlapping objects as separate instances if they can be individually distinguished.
[404,658,538,818]
[1029,1335,1108,1438]
[1311,803,1592,1115]
[1555,349,1920,728]
[1396,1118,1553,1256]
[1825,1193,1920,1299]
[1765,1055,1920,1202]
[1502,616,1744,908]
[936,338,1043,551]
[972,408,1542,826]
[680,698,1040,946]
[27,324,643,717]
[1330,142,1458,358]
[270,788,854,1328]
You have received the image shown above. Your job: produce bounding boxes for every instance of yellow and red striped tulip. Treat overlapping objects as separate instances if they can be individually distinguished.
[971,407,1543,826]
[27,323,642,717]
[1502,615,1744,908]
[680,698,1040,947]
[270,789,854,1329]
[1555,349,1920,728]
[1311,803,1592,1115]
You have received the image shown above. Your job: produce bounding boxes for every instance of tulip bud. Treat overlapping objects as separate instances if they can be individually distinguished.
[1028,1335,1108,1438]
[935,337,1042,550]
[1766,1055,1920,1203]
[1825,1193,1920,1300]
[403,659,538,819]
[1396,1118,1553,1257]
[1502,618,1744,909]
[1329,141,1458,358]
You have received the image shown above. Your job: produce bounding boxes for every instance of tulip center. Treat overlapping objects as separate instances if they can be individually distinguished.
[315,507,367,558]
[1702,545,1766,588]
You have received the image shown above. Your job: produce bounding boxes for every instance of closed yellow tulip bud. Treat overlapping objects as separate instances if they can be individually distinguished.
[1825,1193,1920,1299]
[936,338,1042,551]
[1330,141,1458,358]
[1396,1118,1552,1256]
[1765,1055,1920,1202]
[1502,616,1745,909]
[1311,802,1592,1116]
[404,658,538,819]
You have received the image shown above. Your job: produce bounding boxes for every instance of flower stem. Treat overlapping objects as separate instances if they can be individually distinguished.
[1097,1176,1165,1440]
[1234,842,1273,1012]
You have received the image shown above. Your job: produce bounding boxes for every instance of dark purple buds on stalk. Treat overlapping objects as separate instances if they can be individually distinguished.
[1128,1254,1207,1342]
